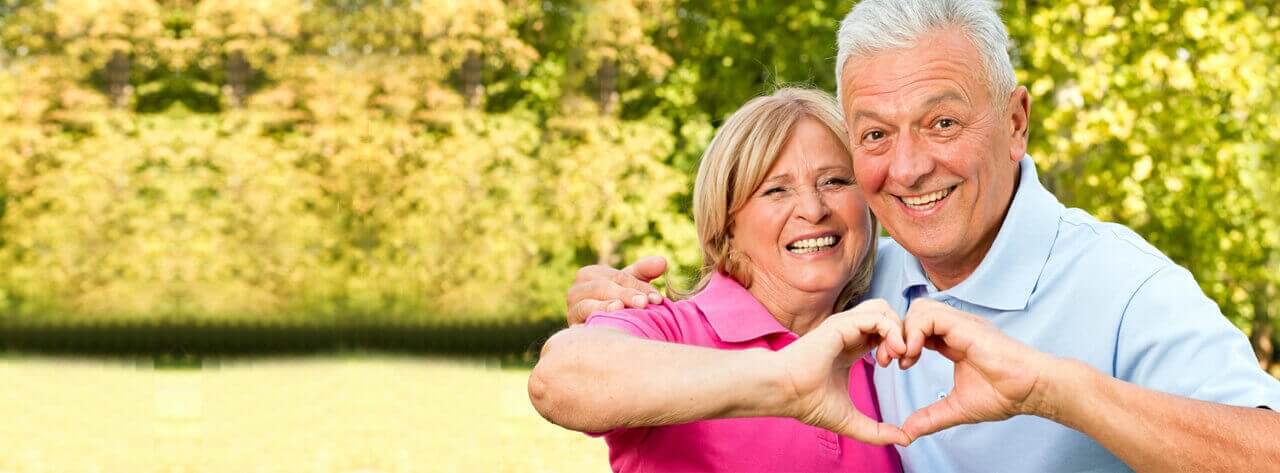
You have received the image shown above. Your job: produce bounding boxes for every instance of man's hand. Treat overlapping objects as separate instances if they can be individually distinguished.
[565,256,669,325]
[898,298,1059,442]
[774,299,911,446]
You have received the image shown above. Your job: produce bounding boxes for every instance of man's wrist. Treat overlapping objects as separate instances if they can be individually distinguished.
[1026,355,1099,423]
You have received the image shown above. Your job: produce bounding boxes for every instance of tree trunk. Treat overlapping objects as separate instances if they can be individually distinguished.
[597,59,618,115]
[462,52,483,108]
[225,50,251,108]
[1252,290,1275,371]
[106,51,130,108]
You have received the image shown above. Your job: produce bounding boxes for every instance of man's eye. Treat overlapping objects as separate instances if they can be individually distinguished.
[862,130,885,142]
[934,118,957,129]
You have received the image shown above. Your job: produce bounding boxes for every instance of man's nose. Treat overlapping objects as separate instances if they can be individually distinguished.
[886,133,934,189]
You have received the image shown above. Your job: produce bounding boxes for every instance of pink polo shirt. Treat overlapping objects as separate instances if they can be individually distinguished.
[584,272,902,473]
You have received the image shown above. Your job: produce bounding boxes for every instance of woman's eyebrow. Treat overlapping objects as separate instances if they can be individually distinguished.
[762,174,792,186]
[815,165,852,174]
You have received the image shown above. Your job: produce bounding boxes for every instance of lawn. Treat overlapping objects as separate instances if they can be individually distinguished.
[0,356,608,472]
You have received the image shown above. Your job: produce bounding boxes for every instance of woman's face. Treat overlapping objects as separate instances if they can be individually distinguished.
[730,117,870,298]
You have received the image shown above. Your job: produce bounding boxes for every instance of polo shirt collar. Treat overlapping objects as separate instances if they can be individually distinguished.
[899,155,1063,311]
[692,272,792,342]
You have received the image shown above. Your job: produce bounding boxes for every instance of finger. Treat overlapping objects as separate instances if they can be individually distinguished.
[611,268,661,306]
[833,411,912,447]
[567,298,625,325]
[901,300,964,369]
[573,264,620,283]
[849,299,906,363]
[621,255,668,284]
[569,278,652,311]
[830,310,903,368]
[901,392,970,442]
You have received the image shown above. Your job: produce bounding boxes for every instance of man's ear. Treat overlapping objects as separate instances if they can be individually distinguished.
[1007,86,1031,162]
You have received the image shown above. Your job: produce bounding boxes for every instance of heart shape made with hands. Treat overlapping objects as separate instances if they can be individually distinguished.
[784,298,1052,446]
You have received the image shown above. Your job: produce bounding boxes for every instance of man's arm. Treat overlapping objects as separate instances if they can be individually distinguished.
[1043,359,1280,472]
[528,304,910,445]
[898,299,1280,472]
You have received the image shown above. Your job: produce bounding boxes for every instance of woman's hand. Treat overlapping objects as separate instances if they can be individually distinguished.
[773,299,910,446]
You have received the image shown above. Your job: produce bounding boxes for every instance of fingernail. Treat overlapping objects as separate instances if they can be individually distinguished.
[631,295,647,307]
[648,292,662,304]
[607,300,624,311]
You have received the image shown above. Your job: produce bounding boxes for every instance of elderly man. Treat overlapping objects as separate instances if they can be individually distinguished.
[563,0,1280,471]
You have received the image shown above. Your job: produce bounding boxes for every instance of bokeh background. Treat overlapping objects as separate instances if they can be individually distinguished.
[0,0,1277,471]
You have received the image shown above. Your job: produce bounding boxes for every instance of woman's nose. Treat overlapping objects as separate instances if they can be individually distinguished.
[795,188,831,223]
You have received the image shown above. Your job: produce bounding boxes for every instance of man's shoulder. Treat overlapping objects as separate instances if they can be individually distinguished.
[1051,207,1174,276]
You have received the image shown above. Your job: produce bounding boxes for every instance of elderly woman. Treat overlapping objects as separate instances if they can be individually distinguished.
[528,88,906,472]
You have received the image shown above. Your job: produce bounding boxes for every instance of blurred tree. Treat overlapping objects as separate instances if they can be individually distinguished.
[0,0,1275,368]
[421,0,539,108]
[53,0,166,106]
[191,0,300,106]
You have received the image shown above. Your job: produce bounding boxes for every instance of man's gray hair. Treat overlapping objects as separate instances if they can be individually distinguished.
[835,0,1016,108]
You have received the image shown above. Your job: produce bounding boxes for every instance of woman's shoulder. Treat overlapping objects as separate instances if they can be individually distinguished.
[583,297,712,344]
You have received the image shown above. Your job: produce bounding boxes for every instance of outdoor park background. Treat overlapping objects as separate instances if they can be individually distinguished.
[0,0,1277,471]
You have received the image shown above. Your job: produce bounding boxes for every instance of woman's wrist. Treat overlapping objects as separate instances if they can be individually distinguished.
[725,348,797,419]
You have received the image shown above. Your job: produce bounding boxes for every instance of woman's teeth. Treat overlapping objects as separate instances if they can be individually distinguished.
[787,236,838,254]
[900,186,954,209]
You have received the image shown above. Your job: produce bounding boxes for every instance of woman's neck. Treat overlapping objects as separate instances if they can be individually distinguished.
[745,273,838,336]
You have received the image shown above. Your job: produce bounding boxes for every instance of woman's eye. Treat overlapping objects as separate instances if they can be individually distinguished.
[762,187,785,196]
[822,178,852,187]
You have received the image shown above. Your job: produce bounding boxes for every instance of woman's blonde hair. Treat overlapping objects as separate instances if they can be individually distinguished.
[673,87,878,312]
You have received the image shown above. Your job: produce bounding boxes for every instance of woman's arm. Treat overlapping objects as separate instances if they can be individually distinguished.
[528,302,910,445]
[528,326,785,432]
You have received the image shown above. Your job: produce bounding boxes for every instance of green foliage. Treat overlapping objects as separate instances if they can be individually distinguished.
[0,0,1276,363]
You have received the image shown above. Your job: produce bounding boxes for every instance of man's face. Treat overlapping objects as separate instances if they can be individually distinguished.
[840,27,1029,286]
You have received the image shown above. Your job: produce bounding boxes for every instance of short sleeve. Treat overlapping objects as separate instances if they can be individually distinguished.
[583,303,685,343]
[1116,265,1280,409]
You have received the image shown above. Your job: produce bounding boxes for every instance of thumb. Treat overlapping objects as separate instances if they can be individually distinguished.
[622,255,668,283]
[832,411,912,447]
[568,299,625,326]
[901,393,968,442]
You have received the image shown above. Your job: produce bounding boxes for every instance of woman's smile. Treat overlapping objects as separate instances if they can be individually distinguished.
[784,233,843,256]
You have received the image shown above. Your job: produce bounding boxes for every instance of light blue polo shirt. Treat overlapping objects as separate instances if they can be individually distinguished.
[869,156,1280,473]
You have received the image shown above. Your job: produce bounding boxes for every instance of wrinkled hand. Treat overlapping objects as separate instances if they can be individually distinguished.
[897,298,1058,442]
[775,299,910,446]
[565,256,668,325]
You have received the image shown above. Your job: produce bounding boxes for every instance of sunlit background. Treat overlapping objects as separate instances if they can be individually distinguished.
[0,0,1277,471]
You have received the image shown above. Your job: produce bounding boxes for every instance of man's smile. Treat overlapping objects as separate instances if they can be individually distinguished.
[893,185,958,212]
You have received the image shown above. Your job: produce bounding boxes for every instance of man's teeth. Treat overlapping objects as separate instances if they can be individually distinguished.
[900,187,953,207]
[788,236,837,254]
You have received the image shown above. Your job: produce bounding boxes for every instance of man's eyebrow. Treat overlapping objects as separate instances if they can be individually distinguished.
[850,108,887,125]
[922,91,968,108]
[849,91,969,125]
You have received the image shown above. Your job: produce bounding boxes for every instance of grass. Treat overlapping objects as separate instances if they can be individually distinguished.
[0,356,608,473]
